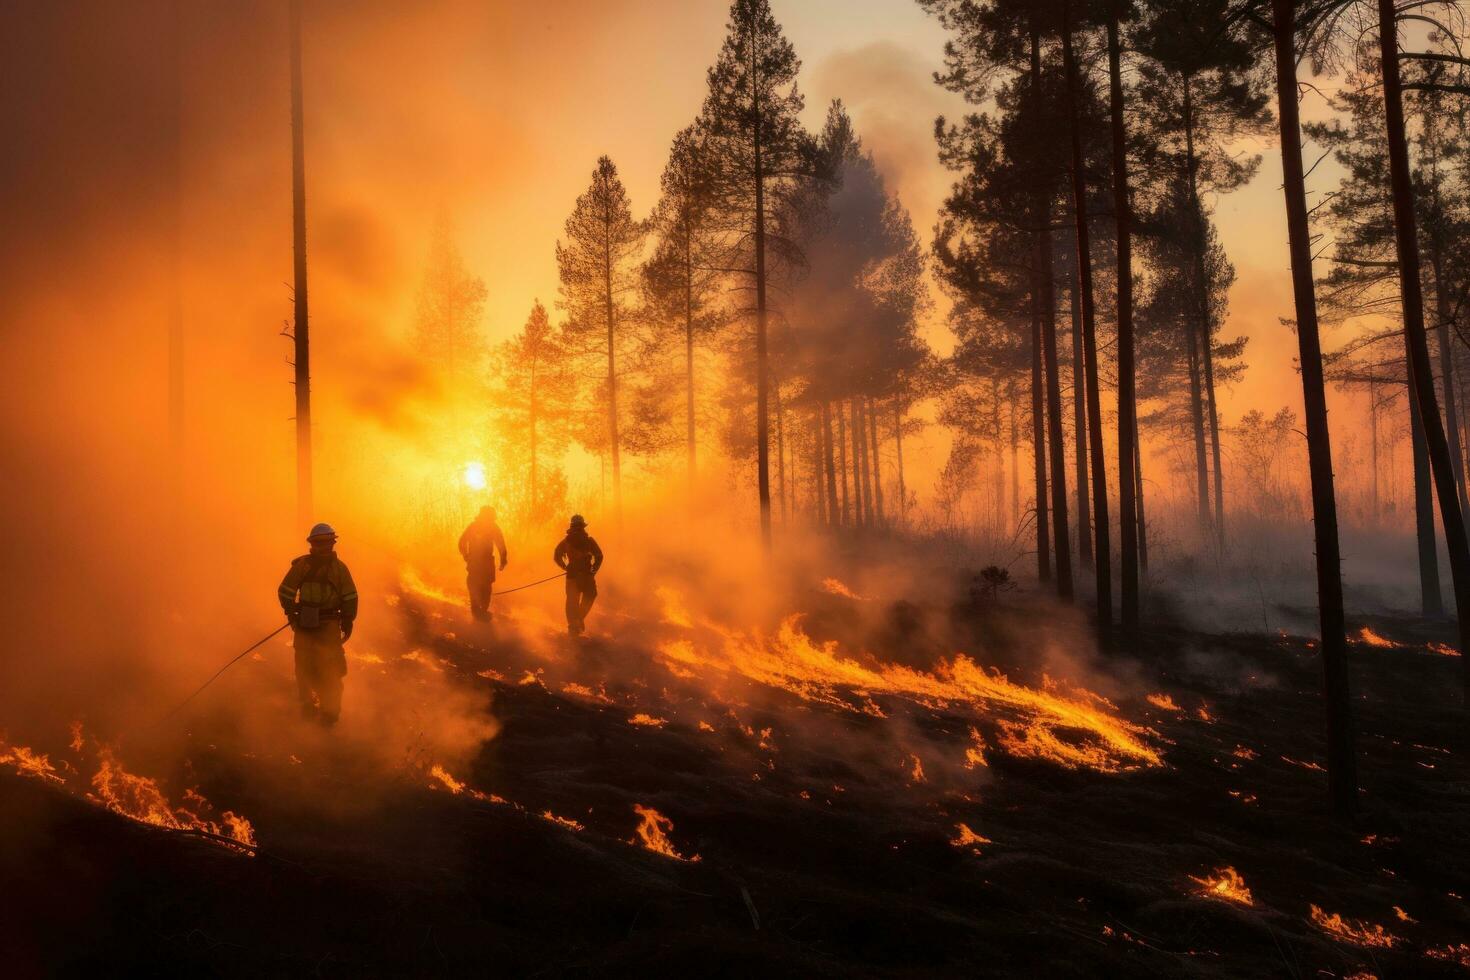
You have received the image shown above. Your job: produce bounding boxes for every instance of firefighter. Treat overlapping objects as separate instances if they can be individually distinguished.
[458,506,508,621]
[553,514,603,636]
[277,523,358,726]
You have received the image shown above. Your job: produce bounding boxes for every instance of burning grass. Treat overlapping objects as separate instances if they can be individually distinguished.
[2,729,256,852]
[629,804,699,862]
[1188,866,1254,906]
[654,606,1163,774]
[1308,905,1397,949]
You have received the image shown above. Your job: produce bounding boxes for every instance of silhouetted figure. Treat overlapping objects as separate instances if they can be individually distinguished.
[459,506,508,621]
[277,523,358,726]
[553,514,603,636]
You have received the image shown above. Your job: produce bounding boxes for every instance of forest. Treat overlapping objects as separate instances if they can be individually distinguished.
[1,0,1468,975]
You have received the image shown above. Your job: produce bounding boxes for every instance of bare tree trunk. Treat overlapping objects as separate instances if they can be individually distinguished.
[168,0,184,504]
[822,401,839,527]
[751,5,772,551]
[1109,10,1139,631]
[1134,430,1148,573]
[1186,313,1210,535]
[1070,266,1092,568]
[685,235,697,494]
[893,398,908,527]
[868,397,886,527]
[1377,0,1470,702]
[854,397,873,527]
[774,372,787,524]
[1009,382,1021,530]
[1410,361,1444,615]
[1429,231,1470,534]
[838,403,851,526]
[1032,264,1051,583]
[289,0,312,530]
[1184,75,1227,550]
[603,233,622,526]
[1370,380,1380,523]
[1061,0,1111,625]
[1032,16,1072,600]
[1272,0,1357,815]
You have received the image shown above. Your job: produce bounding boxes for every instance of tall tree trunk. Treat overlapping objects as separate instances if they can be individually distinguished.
[1184,75,1227,550]
[1186,312,1211,533]
[1377,0,1470,701]
[1032,261,1051,583]
[854,397,873,527]
[823,401,840,526]
[168,0,184,504]
[811,409,824,526]
[1429,227,1470,534]
[1410,361,1444,615]
[1061,0,1111,625]
[868,397,886,527]
[1031,16,1072,599]
[774,372,788,524]
[1271,0,1358,815]
[289,0,312,530]
[1009,382,1021,530]
[685,234,697,493]
[603,234,622,525]
[838,402,851,526]
[530,362,538,513]
[893,398,908,527]
[1134,429,1148,573]
[1370,380,1380,523]
[751,9,772,552]
[1070,266,1093,568]
[1109,10,1140,631]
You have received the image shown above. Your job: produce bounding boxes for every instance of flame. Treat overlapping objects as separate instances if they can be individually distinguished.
[820,578,867,600]
[540,810,585,832]
[1427,944,1470,967]
[0,742,64,784]
[655,586,694,627]
[1189,866,1253,906]
[653,609,1161,774]
[1355,627,1399,649]
[908,754,926,783]
[950,822,991,852]
[429,764,466,794]
[964,727,989,768]
[1427,641,1461,657]
[1147,693,1181,712]
[1392,906,1415,923]
[1308,905,1397,948]
[90,747,256,850]
[399,567,462,606]
[628,713,667,727]
[629,804,699,862]
[1232,745,1258,760]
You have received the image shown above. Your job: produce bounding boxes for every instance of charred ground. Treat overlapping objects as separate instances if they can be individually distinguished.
[2,576,1468,978]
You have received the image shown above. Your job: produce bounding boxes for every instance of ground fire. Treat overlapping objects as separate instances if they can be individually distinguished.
[5,0,1470,975]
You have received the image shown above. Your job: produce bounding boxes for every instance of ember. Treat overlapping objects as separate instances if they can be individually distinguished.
[90,747,256,851]
[950,823,991,852]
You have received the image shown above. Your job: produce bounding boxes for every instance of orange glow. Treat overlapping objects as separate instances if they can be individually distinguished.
[628,713,668,727]
[1355,627,1399,649]
[629,804,699,862]
[652,602,1163,774]
[90,747,256,851]
[1147,693,1181,712]
[1308,905,1397,948]
[540,810,585,832]
[0,741,64,784]
[1189,867,1254,906]
[950,822,991,852]
[820,577,867,600]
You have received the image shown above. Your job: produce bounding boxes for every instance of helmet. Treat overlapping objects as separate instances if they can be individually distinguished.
[569,514,587,528]
[306,522,338,542]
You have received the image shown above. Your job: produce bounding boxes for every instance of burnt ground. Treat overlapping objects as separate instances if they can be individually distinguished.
[2,580,1468,978]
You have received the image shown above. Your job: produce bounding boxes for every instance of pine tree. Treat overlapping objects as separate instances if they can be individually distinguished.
[557,156,644,525]
[493,301,576,525]
[699,0,818,550]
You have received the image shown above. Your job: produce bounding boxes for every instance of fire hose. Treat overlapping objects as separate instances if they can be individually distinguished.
[161,570,570,720]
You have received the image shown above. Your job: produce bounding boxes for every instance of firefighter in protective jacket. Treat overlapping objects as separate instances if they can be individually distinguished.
[553,514,602,636]
[278,523,358,725]
[458,506,508,621]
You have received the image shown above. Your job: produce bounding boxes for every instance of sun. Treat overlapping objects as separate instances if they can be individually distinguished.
[462,461,487,491]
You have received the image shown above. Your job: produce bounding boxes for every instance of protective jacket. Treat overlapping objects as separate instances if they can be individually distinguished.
[459,519,508,575]
[553,528,603,579]
[278,553,359,626]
